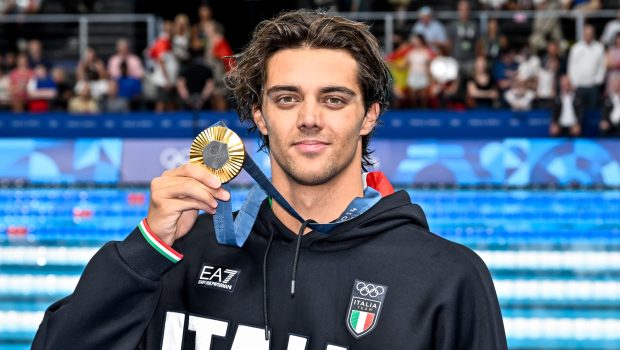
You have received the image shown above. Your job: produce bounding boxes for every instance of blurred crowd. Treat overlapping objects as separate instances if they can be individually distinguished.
[0,4,230,114]
[386,2,620,136]
[0,1,619,137]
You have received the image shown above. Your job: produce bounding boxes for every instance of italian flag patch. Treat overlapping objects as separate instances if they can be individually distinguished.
[138,219,183,263]
[346,279,388,338]
[350,310,376,334]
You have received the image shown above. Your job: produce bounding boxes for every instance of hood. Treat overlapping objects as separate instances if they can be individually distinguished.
[252,190,429,251]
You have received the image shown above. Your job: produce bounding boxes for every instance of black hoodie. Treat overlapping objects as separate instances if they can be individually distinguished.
[32,190,507,350]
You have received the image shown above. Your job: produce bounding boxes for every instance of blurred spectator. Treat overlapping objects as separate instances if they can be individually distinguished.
[504,78,535,111]
[69,83,99,114]
[601,10,620,47]
[0,66,9,110]
[177,55,215,110]
[529,0,564,52]
[192,4,214,55]
[76,47,107,82]
[478,0,508,10]
[3,52,16,72]
[149,20,179,112]
[541,41,566,76]
[428,47,461,109]
[504,0,534,10]
[605,33,620,97]
[198,4,214,28]
[26,64,57,113]
[447,0,479,77]
[8,53,32,112]
[550,75,583,136]
[1,0,41,14]
[411,6,448,54]
[27,39,51,69]
[51,67,72,111]
[479,18,506,61]
[536,52,560,108]
[103,80,129,113]
[516,46,541,90]
[172,14,191,68]
[75,47,108,101]
[387,0,413,27]
[600,78,620,136]
[150,20,173,56]
[561,0,601,11]
[116,61,142,109]
[386,31,413,108]
[203,21,234,80]
[568,24,605,109]
[467,56,499,108]
[492,48,518,95]
[108,38,145,80]
[405,34,433,108]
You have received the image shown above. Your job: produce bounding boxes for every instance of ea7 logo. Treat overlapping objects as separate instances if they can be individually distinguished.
[196,264,241,293]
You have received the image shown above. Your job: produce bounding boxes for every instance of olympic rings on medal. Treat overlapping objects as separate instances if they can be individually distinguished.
[356,281,385,298]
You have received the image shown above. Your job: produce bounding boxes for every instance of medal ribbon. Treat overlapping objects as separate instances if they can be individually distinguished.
[213,152,382,247]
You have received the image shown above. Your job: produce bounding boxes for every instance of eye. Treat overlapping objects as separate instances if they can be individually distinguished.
[324,97,346,106]
[275,95,298,105]
[323,96,347,108]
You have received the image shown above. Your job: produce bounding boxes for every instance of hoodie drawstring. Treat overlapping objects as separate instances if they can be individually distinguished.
[262,227,275,341]
[291,219,316,297]
[262,219,316,341]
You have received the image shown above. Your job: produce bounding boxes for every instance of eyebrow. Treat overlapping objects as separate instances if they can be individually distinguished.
[265,85,357,97]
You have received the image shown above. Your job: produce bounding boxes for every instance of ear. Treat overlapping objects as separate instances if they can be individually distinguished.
[252,106,269,136]
[360,102,380,136]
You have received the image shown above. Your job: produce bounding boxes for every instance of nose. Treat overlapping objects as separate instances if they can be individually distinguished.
[296,99,322,130]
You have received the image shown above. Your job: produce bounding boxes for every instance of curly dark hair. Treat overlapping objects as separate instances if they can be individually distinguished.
[225,9,391,169]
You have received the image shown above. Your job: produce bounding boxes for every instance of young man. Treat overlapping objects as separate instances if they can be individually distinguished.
[32,10,507,350]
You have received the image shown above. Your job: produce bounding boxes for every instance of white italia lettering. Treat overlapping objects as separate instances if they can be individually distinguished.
[287,335,308,350]
[161,312,347,350]
[326,346,347,350]
[231,325,269,349]
[187,315,228,350]
[161,312,185,350]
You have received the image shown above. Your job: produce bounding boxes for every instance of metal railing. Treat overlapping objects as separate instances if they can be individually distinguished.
[0,10,617,56]
[338,9,620,53]
[0,13,157,57]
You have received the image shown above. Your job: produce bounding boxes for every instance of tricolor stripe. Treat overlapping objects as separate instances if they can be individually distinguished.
[350,310,375,334]
[138,219,183,263]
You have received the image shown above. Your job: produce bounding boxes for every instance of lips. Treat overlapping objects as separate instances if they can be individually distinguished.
[293,139,330,153]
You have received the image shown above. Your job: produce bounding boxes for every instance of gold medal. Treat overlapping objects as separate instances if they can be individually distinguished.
[189,126,245,184]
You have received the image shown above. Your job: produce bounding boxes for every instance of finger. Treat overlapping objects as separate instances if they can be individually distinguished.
[164,163,221,189]
[164,177,230,203]
[166,197,216,215]
[157,178,220,209]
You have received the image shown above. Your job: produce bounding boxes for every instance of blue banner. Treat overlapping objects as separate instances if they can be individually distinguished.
[1,138,619,186]
[0,109,603,139]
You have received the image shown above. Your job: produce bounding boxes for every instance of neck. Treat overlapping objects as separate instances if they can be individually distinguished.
[271,162,364,234]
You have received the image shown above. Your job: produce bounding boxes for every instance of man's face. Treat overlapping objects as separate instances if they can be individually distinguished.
[458,1,469,21]
[547,42,558,56]
[117,40,129,55]
[253,47,378,186]
[584,26,594,43]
